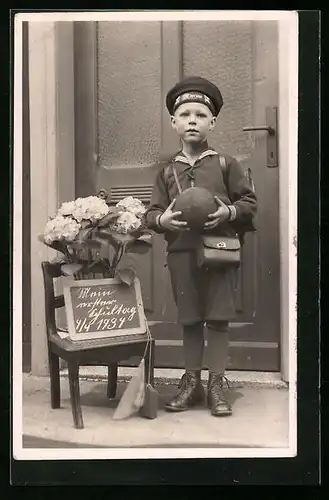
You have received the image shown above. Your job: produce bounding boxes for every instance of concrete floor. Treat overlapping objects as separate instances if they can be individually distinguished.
[19,373,291,453]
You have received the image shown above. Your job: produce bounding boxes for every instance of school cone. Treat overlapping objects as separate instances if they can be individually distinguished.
[112,321,158,420]
[112,358,146,420]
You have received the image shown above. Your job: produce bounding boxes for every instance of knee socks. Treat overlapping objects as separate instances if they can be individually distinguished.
[182,322,230,374]
[206,322,230,375]
[182,322,204,372]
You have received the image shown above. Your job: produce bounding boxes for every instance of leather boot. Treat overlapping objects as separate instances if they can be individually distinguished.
[164,370,205,412]
[207,372,232,416]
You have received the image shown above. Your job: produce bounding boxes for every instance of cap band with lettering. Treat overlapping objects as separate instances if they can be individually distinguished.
[173,92,216,115]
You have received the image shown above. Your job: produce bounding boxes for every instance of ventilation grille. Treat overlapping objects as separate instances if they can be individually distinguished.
[110,185,154,204]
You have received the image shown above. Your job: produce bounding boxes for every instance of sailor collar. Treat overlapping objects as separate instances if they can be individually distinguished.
[173,148,219,169]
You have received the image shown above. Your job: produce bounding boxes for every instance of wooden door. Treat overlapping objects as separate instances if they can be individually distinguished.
[74,20,280,371]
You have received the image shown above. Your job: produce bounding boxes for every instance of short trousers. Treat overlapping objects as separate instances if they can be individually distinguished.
[167,251,237,326]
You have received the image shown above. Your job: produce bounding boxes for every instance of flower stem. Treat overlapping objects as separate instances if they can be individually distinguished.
[111,244,125,273]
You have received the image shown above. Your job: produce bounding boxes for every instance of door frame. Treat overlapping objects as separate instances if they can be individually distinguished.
[73,19,298,382]
[27,21,76,375]
[278,19,298,383]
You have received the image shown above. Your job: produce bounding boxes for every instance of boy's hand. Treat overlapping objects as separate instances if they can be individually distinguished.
[159,199,190,232]
[204,196,230,230]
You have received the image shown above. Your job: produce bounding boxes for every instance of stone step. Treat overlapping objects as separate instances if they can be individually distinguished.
[60,366,287,389]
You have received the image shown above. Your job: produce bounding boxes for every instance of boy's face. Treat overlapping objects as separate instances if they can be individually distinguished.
[171,102,216,144]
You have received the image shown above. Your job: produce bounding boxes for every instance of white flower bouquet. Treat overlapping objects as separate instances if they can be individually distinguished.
[39,192,151,284]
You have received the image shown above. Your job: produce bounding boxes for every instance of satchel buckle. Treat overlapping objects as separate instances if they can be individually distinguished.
[216,241,227,249]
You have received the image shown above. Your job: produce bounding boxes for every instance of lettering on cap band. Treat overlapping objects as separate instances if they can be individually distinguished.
[173,92,216,114]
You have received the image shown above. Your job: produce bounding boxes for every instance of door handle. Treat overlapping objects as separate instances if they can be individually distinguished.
[242,106,278,168]
[242,125,275,136]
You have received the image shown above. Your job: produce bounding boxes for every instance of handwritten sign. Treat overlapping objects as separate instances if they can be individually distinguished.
[64,278,146,341]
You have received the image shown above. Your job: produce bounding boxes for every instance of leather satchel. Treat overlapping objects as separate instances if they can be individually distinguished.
[196,235,241,269]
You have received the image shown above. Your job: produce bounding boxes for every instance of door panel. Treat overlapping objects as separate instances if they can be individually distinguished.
[97,21,162,167]
[183,21,254,158]
[75,20,280,371]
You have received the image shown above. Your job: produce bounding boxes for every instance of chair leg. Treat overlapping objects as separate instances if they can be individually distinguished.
[144,339,155,386]
[107,363,118,398]
[49,352,60,409]
[68,360,84,429]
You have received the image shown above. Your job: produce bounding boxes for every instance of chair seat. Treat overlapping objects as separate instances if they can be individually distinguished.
[50,332,150,352]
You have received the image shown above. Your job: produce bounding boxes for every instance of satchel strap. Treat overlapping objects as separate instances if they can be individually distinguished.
[172,164,183,194]
[219,155,228,186]
[170,155,253,196]
[172,155,227,195]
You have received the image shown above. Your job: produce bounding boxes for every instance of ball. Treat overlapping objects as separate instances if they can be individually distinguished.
[174,187,217,231]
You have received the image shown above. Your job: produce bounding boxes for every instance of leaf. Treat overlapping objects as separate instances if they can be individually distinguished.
[95,229,121,252]
[97,207,121,227]
[50,256,68,265]
[67,241,86,251]
[61,263,84,276]
[116,252,138,273]
[115,267,136,286]
[84,237,103,249]
[85,257,102,270]
[95,227,114,239]
[85,257,114,278]
[138,230,153,239]
[75,227,94,243]
[128,228,143,239]
[84,258,109,276]
[80,219,93,230]
[38,235,69,256]
[126,238,152,255]
[110,232,136,246]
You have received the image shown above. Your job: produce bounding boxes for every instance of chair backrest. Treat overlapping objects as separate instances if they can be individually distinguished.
[41,261,103,339]
[41,261,65,340]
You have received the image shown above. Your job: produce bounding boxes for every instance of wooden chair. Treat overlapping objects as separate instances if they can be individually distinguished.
[41,261,155,429]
